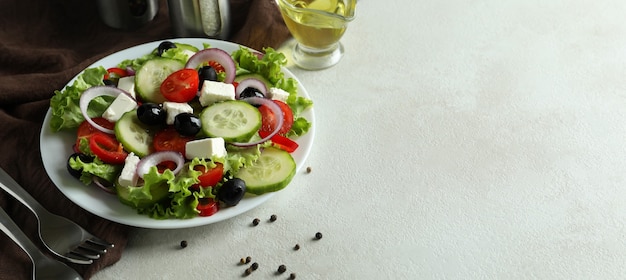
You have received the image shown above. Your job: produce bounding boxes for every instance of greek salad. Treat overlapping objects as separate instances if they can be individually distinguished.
[49,41,313,220]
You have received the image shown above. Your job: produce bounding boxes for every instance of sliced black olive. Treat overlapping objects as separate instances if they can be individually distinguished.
[217,178,246,206]
[174,113,201,136]
[67,153,94,179]
[239,87,265,99]
[137,103,166,126]
[157,41,177,56]
[197,66,218,90]
[103,79,116,87]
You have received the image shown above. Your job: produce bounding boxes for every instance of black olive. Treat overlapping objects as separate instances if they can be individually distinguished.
[239,87,265,99]
[174,113,201,136]
[197,66,218,90]
[217,178,246,206]
[137,103,166,126]
[157,41,177,56]
[67,153,94,179]
[103,79,116,87]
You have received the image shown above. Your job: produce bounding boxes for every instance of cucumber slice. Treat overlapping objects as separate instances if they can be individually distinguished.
[234,73,273,89]
[200,100,261,142]
[135,58,184,103]
[237,147,296,195]
[115,110,154,157]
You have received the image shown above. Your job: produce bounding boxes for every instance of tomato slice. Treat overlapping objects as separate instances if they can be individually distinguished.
[191,163,224,189]
[258,100,294,136]
[153,127,194,155]
[104,67,127,80]
[89,133,128,164]
[160,69,200,103]
[258,131,299,153]
[197,198,219,216]
[75,118,115,150]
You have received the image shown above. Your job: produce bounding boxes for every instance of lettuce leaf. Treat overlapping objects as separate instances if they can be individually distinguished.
[49,67,108,131]
[131,158,219,219]
[69,156,121,185]
[232,47,288,85]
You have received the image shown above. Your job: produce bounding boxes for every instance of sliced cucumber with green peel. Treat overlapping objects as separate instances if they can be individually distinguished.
[200,100,261,142]
[237,147,296,195]
[135,58,184,103]
[115,110,153,157]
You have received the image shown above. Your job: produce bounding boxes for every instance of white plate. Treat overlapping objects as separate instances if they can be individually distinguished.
[40,38,315,229]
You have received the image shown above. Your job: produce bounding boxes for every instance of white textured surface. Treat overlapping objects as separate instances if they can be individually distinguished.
[93,0,626,279]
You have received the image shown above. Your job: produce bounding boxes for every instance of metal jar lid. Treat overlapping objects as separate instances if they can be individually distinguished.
[97,0,159,30]
[167,0,230,39]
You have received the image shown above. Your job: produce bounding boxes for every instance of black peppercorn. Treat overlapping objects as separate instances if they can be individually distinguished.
[290,272,297,279]
[180,240,188,248]
[315,232,323,240]
[252,218,260,226]
[245,256,252,264]
[294,244,300,250]
[251,262,259,270]
[270,214,277,222]
[278,264,287,274]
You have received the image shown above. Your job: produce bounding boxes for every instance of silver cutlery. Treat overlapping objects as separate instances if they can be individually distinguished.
[0,206,83,280]
[0,167,114,264]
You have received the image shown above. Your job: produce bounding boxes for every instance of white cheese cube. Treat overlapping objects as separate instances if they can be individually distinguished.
[185,137,227,160]
[199,81,235,106]
[102,92,138,122]
[163,101,194,125]
[118,153,140,187]
[269,87,290,102]
[116,76,136,99]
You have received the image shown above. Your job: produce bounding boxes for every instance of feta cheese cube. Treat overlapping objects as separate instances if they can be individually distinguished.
[117,76,136,99]
[118,153,140,187]
[199,81,235,106]
[102,92,138,122]
[163,101,194,125]
[269,87,290,102]
[185,137,227,160]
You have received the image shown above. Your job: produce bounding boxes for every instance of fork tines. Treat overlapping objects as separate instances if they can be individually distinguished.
[87,237,115,249]
[64,239,114,265]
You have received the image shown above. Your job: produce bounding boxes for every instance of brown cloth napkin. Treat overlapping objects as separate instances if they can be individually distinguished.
[0,0,290,279]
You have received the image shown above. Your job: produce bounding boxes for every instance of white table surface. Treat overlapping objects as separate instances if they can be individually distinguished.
[93,0,626,279]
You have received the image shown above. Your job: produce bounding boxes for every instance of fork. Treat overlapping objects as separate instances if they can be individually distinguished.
[0,206,83,280]
[0,167,114,264]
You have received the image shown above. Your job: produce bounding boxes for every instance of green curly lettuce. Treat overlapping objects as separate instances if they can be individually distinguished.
[69,156,122,186]
[49,67,109,131]
[120,146,264,219]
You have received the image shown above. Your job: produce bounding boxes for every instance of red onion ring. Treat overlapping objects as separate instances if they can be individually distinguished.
[92,176,116,195]
[235,78,268,99]
[79,86,134,134]
[253,51,264,60]
[229,97,283,147]
[125,66,136,76]
[185,48,237,84]
[136,151,185,179]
